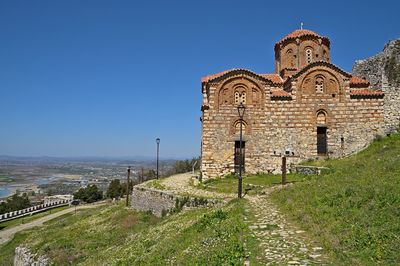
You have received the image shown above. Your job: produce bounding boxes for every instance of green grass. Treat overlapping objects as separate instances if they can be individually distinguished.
[1,200,257,265]
[0,206,70,230]
[143,178,167,190]
[199,172,306,194]
[0,231,30,266]
[270,133,400,265]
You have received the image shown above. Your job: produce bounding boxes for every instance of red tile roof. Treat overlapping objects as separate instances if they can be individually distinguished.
[271,89,291,98]
[259,74,284,84]
[201,70,232,83]
[350,89,384,96]
[275,29,329,47]
[201,69,283,85]
[350,76,370,87]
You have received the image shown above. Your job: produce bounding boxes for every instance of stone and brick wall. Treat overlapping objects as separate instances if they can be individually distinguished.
[200,30,390,180]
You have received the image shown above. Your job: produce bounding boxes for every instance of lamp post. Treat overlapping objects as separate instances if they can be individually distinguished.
[237,103,246,198]
[156,138,160,179]
[126,166,131,207]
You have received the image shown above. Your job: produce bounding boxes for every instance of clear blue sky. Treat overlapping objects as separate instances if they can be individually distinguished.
[0,0,399,158]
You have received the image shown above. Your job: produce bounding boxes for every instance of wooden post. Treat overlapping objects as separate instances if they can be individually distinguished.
[282,156,287,185]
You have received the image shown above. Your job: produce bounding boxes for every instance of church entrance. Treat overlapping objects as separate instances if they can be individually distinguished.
[317,127,327,155]
[234,141,245,173]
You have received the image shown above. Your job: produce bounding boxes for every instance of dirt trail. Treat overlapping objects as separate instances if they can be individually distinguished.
[0,204,104,245]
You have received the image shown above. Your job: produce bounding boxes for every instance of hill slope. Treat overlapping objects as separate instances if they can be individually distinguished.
[271,132,400,265]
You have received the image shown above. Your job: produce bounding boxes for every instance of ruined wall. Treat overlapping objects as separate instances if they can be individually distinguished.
[131,187,177,217]
[353,39,400,134]
[131,186,216,217]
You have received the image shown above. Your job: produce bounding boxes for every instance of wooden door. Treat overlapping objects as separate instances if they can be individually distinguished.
[234,141,245,173]
[317,127,327,155]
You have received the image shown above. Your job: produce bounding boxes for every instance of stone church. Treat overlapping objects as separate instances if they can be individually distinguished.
[200,29,387,179]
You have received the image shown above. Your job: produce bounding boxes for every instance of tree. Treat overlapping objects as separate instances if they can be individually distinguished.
[106,179,122,199]
[121,179,134,195]
[0,193,31,215]
[73,185,103,203]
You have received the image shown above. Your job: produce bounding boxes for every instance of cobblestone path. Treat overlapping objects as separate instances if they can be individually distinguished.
[156,173,327,265]
[245,191,327,265]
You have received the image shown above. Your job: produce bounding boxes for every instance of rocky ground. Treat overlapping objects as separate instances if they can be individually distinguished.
[155,173,328,265]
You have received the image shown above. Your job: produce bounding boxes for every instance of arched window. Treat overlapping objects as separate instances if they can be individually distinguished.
[234,89,246,104]
[315,76,324,93]
[306,48,313,64]
[286,49,295,67]
[235,121,246,134]
[316,111,327,125]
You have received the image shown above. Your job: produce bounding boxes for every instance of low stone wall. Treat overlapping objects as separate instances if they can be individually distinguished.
[291,165,330,175]
[14,246,49,266]
[131,186,218,217]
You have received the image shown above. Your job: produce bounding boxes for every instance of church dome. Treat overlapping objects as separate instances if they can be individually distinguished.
[275,29,330,48]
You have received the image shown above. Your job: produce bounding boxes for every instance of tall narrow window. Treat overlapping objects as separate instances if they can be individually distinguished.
[286,49,295,67]
[315,76,324,93]
[306,48,313,64]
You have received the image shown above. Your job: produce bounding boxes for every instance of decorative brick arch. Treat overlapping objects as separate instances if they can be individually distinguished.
[316,110,327,125]
[310,108,332,126]
[230,118,251,135]
[215,76,264,110]
[299,69,341,95]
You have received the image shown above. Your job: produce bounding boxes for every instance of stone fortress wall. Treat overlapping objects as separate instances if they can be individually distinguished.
[131,186,219,217]
[352,39,400,134]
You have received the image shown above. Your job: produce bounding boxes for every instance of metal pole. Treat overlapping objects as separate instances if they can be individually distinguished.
[156,141,160,179]
[238,120,243,198]
[126,166,131,207]
[282,156,287,185]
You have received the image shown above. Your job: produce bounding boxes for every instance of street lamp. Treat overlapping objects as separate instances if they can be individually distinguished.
[126,166,131,207]
[156,138,160,179]
[237,103,246,198]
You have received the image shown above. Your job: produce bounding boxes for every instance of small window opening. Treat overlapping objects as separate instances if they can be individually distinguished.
[315,77,324,93]
[306,48,313,63]
[234,91,246,104]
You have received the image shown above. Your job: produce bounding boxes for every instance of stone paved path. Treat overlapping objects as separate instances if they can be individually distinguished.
[0,203,105,245]
[245,189,326,265]
[155,173,327,265]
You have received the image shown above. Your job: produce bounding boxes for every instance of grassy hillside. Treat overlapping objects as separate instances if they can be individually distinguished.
[271,133,400,265]
[1,200,256,265]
